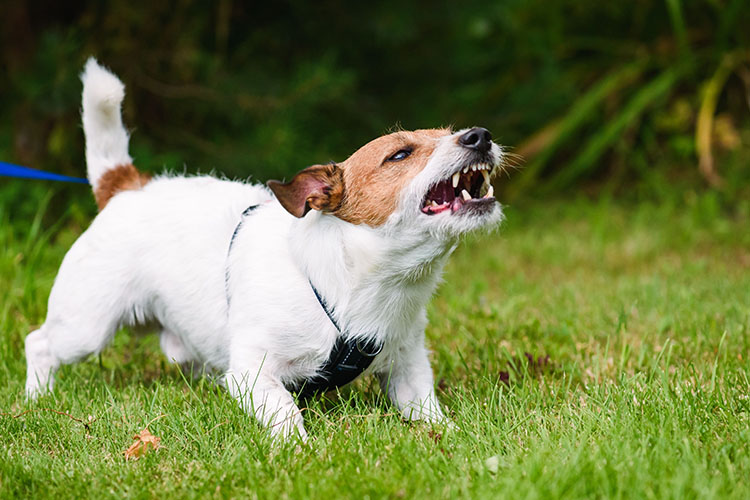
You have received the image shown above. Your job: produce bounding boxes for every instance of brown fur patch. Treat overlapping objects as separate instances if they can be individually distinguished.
[95,164,151,210]
[334,128,449,226]
[268,163,344,218]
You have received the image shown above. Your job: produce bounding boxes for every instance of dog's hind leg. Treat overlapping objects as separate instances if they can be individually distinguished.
[159,329,194,365]
[159,328,206,379]
[24,221,150,399]
[24,327,59,398]
[25,313,120,399]
[25,258,126,399]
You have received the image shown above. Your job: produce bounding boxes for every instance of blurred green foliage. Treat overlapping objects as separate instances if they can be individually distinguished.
[1,0,749,216]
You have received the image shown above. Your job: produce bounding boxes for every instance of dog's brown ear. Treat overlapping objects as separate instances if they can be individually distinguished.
[267,163,344,218]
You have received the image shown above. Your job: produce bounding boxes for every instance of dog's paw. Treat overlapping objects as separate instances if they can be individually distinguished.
[269,419,308,444]
[24,384,45,401]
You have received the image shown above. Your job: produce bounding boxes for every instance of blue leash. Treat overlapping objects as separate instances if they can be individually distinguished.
[0,161,89,184]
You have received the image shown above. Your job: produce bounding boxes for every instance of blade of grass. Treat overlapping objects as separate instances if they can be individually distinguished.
[696,50,750,187]
[710,331,727,394]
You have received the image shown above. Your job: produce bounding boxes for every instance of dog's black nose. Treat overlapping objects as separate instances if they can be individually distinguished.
[458,127,492,153]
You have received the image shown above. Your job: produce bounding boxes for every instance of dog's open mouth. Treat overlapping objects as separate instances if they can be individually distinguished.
[421,162,495,215]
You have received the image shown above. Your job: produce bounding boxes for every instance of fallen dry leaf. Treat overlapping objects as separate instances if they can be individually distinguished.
[124,427,161,460]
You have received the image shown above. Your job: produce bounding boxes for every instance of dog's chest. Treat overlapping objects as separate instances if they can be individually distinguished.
[224,206,446,386]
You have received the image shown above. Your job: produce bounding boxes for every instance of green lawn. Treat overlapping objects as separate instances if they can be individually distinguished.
[1,191,748,499]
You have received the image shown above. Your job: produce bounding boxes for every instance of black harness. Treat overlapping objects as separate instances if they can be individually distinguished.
[226,204,383,398]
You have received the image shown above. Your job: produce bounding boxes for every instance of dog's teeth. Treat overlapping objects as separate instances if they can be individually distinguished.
[461,189,471,201]
[452,172,460,188]
[481,169,490,185]
[463,167,468,174]
[430,200,438,207]
[484,185,494,198]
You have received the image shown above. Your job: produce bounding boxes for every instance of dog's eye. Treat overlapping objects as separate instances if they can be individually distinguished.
[387,149,412,162]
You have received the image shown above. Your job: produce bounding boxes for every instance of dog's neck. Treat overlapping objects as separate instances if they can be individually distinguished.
[290,212,455,342]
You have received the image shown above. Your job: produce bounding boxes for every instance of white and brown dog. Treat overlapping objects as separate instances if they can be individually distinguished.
[24,59,505,440]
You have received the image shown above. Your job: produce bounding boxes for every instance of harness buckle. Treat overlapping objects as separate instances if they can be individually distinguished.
[356,339,383,357]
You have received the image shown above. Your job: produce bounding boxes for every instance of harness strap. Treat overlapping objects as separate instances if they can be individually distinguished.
[294,283,383,398]
[225,204,259,306]
[225,203,383,398]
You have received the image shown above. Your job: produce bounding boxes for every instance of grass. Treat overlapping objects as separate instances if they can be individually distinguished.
[1,189,749,499]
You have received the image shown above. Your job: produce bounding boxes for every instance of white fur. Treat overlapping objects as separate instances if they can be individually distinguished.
[25,60,505,440]
[81,58,132,188]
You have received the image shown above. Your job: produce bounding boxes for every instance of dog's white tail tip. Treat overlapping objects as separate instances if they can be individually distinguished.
[81,57,126,115]
[81,57,132,189]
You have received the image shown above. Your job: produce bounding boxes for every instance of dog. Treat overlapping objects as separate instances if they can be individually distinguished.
[24,58,505,440]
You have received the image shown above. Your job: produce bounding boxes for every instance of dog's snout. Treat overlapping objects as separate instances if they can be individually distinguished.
[458,127,492,153]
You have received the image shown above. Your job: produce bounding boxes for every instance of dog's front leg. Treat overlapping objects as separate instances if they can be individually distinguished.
[378,337,447,423]
[225,356,307,441]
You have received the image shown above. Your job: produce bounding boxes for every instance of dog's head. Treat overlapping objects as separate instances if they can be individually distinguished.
[268,127,505,237]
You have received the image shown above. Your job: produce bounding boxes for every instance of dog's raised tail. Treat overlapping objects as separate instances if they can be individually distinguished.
[81,57,149,210]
